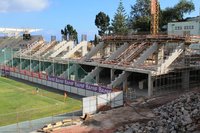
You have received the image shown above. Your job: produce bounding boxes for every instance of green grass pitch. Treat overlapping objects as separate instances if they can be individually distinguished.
[0,77,82,126]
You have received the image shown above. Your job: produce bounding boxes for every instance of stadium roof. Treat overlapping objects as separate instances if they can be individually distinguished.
[0,28,42,36]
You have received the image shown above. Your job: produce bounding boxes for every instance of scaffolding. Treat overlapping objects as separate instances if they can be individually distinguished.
[152,42,200,96]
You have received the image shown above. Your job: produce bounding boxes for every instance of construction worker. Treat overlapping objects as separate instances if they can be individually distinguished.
[36,87,39,93]
[64,92,67,103]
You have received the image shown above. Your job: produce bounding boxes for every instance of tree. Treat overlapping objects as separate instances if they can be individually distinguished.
[129,0,195,32]
[174,0,195,20]
[66,25,74,40]
[161,0,194,27]
[61,27,68,40]
[112,0,128,35]
[61,24,78,43]
[71,29,78,44]
[95,12,110,36]
[161,7,178,27]
[129,0,151,33]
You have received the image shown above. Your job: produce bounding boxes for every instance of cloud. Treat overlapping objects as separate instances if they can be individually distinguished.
[0,0,49,13]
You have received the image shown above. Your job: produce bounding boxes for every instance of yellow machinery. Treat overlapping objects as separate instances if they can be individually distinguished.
[151,0,159,35]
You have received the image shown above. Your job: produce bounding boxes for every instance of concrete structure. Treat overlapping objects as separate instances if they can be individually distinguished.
[168,16,200,36]
[1,35,200,99]
[0,28,41,37]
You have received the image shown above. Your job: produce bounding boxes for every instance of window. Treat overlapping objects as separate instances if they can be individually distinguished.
[184,25,194,30]
[175,26,182,30]
[184,26,188,29]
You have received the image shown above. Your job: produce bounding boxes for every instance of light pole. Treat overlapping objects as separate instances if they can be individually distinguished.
[1,49,5,76]
[30,50,31,72]
[53,58,55,76]
[11,48,13,68]
[67,59,69,79]
[20,48,22,70]
[39,50,41,73]
[2,49,6,67]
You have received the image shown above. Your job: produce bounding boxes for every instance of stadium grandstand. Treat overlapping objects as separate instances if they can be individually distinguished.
[1,31,200,99]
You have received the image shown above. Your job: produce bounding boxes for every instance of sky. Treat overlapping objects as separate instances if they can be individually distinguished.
[0,0,199,41]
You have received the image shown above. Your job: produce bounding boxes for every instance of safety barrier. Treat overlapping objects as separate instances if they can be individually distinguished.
[82,91,123,115]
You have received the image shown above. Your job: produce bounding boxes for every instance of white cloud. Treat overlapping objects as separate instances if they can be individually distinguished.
[0,0,49,13]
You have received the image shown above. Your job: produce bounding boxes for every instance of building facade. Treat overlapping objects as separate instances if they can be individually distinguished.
[168,17,200,36]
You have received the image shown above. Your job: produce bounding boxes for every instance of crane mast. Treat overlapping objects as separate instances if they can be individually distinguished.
[151,0,159,35]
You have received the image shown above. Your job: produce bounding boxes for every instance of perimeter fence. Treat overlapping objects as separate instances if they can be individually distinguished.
[0,105,82,133]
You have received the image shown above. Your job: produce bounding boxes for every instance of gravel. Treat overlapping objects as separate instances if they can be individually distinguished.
[115,92,200,133]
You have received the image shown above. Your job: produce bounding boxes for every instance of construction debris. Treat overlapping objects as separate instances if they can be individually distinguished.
[80,113,92,121]
[115,92,200,133]
[37,118,81,133]
[49,89,200,133]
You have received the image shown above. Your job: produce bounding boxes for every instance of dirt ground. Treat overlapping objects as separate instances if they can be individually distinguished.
[53,89,200,133]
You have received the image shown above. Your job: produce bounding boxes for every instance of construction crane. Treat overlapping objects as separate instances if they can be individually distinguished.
[151,0,159,35]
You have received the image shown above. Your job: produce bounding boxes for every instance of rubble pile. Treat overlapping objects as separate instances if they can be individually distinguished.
[115,92,200,133]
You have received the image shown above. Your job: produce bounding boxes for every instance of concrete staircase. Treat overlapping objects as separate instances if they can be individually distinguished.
[62,41,87,59]
[24,63,31,70]
[81,67,103,83]
[32,44,49,56]
[18,41,38,55]
[82,42,104,61]
[133,43,158,66]
[23,41,44,55]
[28,61,37,71]
[80,43,131,83]
[33,41,57,57]
[0,37,12,47]
[59,70,68,79]
[108,71,131,88]
[50,41,74,58]
[33,64,39,72]
[157,43,184,74]
[60,64,81,79]
[107,43,129,60]
[124,42,147,62]
[23,41,45,55]
[45,64,53,75]
[117,43,138,61]
[42,41,67,58]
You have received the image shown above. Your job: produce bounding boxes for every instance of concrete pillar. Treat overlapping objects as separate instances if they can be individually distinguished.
[111,43,114,52]
[107,44,111,55]
[148,74,153,97]
[96,73,100,83]
[182,70,189,90]
[74,64,79,81]
[111,43,115,52]
[155,52,158,65]
[158,44,164,65]
[100,45,105,57]
[82,42,88,56]
[111,69,116,81]
[123,79,128,91]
